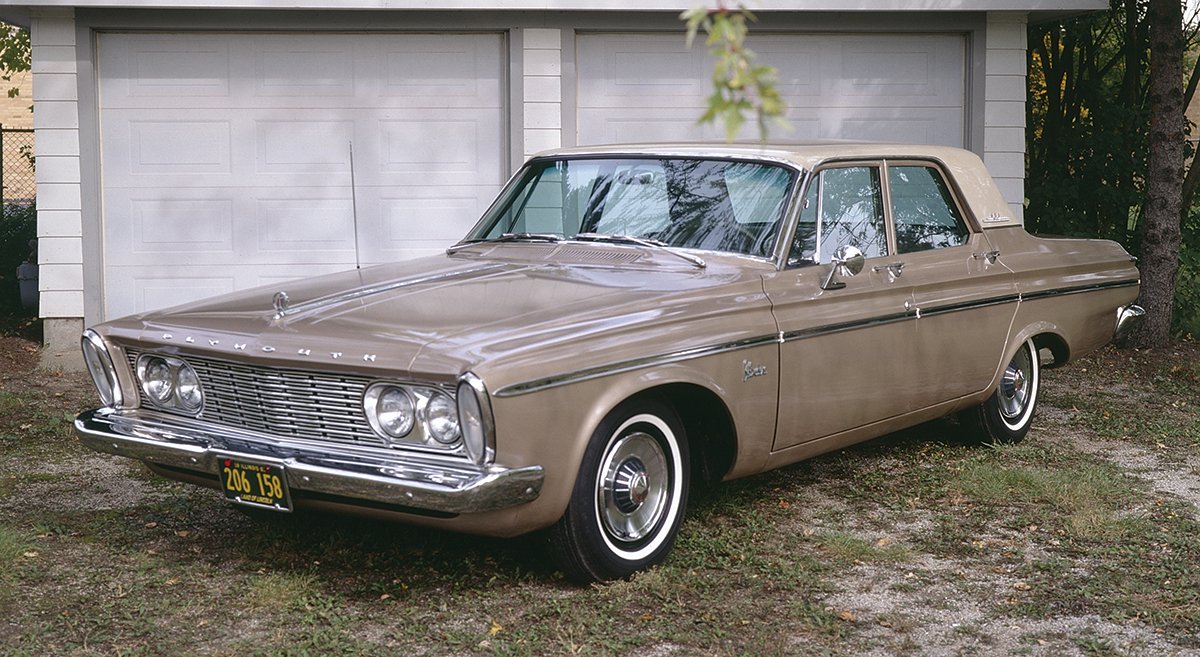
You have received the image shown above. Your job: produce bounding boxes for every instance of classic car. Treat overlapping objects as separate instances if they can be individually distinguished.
[75,142,1144,582]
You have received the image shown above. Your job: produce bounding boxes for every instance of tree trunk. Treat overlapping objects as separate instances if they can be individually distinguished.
[1134,0,1185,347]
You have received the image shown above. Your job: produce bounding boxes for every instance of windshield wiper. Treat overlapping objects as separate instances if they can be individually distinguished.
[573,233,706,269]
[495,232,564,243]
[447,232,563,254]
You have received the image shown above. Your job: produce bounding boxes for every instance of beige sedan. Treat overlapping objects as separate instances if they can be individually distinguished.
[75,143,1143,582]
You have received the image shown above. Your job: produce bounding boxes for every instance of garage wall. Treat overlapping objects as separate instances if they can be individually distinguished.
[31,8,83,324]
[96,32,506,319]
[28,8,1031,360]
[983,12,1027,222]
[576,32,967,146]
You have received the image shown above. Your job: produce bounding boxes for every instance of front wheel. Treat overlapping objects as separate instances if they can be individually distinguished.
[550,399,689,583]
[959,338,1040,444]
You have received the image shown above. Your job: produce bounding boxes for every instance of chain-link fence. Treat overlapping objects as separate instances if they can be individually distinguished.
[0,125,35,318]
[1,125,34,213]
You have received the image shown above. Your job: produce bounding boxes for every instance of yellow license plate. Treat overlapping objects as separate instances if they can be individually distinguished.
[220,457,291,512]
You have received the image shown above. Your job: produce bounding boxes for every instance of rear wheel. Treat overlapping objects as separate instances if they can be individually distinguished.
[550,399,689,583]
[959,338,1040,444]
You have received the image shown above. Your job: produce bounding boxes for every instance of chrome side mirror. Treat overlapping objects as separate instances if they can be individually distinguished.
[821,245,865,291]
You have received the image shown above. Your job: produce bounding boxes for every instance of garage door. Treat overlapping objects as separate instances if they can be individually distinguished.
[577,33,965,146]
[97,32,505,319]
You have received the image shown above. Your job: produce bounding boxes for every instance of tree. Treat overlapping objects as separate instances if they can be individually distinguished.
[1027,1,1199,343]
[1135,0,1186,346]
[681,4,786,142]
[0,22,30,99]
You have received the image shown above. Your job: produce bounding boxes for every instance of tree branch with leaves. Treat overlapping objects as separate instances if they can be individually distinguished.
[0,22,30,100]
[681,4,786,142]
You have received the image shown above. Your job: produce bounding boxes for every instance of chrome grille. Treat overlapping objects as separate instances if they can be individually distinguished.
[126,350,383,447]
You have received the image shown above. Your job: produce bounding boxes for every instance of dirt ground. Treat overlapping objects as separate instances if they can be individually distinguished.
[2,332,1199,657]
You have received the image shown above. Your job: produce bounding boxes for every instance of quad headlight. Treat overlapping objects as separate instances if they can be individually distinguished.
[81,329,123,408]
[363,385,417,439]
[135,354,204,414]
[363,383,461,450]
[362,375,495,463]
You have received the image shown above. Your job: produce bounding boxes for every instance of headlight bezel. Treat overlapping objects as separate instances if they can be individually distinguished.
[135,353,205,415]
[456,372,496,466]
[81,329,123,408]
[363,383,417,439]
[362,382,463,452]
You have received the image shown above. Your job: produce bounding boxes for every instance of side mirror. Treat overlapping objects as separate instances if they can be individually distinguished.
[821,245,865,291]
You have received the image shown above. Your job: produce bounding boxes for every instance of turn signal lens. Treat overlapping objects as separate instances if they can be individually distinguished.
[457,373,494,466]
[81,330,123,408]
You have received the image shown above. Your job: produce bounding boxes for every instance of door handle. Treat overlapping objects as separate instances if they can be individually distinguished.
[872,262,905,279]
[972,250,1000,264]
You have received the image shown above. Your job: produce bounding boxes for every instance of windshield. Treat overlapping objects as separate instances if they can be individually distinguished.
[466,157,796,258]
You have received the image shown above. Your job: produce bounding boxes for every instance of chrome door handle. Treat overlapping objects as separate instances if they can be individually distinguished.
[872,262,905,278]
[972,250,1000,264]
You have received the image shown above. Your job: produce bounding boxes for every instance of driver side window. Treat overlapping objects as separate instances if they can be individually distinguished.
[789,165,888,266]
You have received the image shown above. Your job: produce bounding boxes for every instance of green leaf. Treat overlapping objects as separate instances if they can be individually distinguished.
[681,4,787,142]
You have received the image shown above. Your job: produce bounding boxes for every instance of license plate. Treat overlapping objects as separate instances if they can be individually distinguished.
[219,457,291,512]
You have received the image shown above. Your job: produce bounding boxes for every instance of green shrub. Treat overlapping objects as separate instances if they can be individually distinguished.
[1175,208,1200,339]
[0,202,36,316]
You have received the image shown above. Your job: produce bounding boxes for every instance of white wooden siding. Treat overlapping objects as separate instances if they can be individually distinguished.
[984,12,1027,222]
[31,7,84,319]
[523,28,563,157]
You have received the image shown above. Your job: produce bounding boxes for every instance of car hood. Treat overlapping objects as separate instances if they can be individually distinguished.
[100,244,774,385]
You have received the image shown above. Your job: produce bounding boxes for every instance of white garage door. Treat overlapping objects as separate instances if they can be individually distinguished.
[577,33,965,147]
[98,32,505,319]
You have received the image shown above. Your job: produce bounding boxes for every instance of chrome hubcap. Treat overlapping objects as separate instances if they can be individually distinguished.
[612,459,649,513]
[598,431,669,543]
[999,347,1033,420]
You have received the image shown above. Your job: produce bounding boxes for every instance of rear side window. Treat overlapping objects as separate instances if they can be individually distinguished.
[888,165,969,252]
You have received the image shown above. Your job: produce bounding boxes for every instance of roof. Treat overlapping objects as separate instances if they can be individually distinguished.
[533,141,1023,228]
[538,141,976,172]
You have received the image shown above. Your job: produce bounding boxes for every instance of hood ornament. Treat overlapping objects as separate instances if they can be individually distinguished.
[272,291,290,316]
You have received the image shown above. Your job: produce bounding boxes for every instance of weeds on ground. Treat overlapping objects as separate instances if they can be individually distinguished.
[1,342,1199,655]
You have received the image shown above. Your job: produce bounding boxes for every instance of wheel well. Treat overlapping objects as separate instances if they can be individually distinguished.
[1031,332,1070,369]
[640,384,737,489]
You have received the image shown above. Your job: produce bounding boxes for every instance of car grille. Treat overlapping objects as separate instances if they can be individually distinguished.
[126,350,385,447]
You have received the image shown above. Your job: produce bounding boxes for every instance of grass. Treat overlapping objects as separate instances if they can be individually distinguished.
[1,340,1199,655]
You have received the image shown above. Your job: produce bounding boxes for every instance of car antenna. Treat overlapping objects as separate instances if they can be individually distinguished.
[349,140,362,270]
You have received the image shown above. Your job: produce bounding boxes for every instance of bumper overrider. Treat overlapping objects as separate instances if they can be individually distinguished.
[75,407,545,515]
[1113,303,1146,345]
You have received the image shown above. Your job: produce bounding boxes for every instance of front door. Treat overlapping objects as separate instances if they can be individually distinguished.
[764,163,917,450]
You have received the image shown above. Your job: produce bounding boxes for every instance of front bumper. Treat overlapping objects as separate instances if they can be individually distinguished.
[75,408,544,515]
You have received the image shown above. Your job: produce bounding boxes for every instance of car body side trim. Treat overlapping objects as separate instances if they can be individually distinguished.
[494,279,1139,399]
[493,334,783,397]
[1019,279,1140,302]
[781,310,916,342]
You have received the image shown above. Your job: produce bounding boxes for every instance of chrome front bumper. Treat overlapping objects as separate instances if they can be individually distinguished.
[75,408,544,515]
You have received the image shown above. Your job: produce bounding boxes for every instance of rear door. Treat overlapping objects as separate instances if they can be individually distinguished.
[882,161,1019,408]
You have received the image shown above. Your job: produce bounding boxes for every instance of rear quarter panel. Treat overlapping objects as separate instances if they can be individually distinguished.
[988,227,1140,364]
